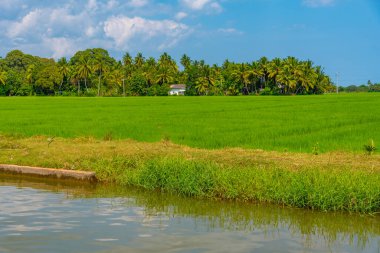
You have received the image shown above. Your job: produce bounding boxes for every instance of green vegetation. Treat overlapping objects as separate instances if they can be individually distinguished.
[0,94,379,213]
[100,158,380,213]
[364,139,376,155]
[1,136,379,213]
[339,80,380,93]
[0,94,379,153]
[0,49,335,96]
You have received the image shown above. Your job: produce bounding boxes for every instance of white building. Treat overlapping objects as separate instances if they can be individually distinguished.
[169,84,186,95]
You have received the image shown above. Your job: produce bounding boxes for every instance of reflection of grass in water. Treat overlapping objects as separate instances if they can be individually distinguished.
[1,173,378,251]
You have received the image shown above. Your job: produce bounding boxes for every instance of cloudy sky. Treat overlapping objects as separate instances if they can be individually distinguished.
[0,0,379,85]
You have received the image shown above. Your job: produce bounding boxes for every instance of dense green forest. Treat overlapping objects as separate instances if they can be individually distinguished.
[0,48,337,96]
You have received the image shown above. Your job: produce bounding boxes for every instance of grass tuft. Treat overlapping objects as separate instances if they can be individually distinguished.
[364,139,376,155]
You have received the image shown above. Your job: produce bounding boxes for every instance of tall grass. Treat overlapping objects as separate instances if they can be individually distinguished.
[0,93,379,153]
[93,157,380,213]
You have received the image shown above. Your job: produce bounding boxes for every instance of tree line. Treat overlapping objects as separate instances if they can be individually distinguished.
[338,81,380,93]
[0,48,335,96]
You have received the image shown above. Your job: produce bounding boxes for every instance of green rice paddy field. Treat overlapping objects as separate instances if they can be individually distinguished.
[0,93,379,153]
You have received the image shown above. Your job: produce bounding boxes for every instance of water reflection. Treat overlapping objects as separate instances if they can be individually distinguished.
[0,173,379,253]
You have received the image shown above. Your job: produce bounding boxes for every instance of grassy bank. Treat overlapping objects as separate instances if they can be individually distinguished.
[99,157,380,213]
[1,136,379,213]
[0,93,379,153]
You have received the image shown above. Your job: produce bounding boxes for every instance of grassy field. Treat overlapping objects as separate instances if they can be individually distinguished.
[0,93,379,153]
[1,94,379,212]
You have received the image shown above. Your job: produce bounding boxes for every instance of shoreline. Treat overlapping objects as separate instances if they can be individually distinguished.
[0,135,379,213]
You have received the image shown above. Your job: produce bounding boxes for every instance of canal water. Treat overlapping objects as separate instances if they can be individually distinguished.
[0,173,379,253]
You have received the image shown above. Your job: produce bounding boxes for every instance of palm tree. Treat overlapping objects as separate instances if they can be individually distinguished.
[195,76,209,95]
[134,52,145,69]
[57,58,69,93]
[277,64,297,94]
[267,57,282,91]
[156,67,175,85]
[195,65,216,95]
[298,60,317,94]
[69,65,81,95]
[231,63,258,94]
[0,70,7,86]
[180,54,191,70]
[143,57,157,88]
[25,64,35,85]
[314,66,333,93]
[77,57,92,92]
[156,53,177,86]
[257,57,269,89]
[122,52,133,68]
[106,68,124,95]
[93,56,108,96]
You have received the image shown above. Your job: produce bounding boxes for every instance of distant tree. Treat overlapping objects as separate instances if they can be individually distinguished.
[4,50,34,71]
[0,48,335,96]
[34,64,61,95]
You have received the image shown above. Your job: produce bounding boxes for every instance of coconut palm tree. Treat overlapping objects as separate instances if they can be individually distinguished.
[156,53,177,86]
[77,57,92,92]
[25,64,35,85]
[69,65,81,95]
[0,70,7,86]
[298,60,317,93]
[106,67,124,95]
[122,52,133,68]
[134,52,145,69]
[180,54,191,70]
[156,66,175,85]
[57,58,70,93]
[93,56,108,96]
[257,57,269,89]
[195,76,209,95]
[267,57,282,92]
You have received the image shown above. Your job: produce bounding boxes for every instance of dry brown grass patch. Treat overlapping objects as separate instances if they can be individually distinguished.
[0,135,379,172]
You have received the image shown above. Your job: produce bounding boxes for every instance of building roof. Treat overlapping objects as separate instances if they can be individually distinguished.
[169,84,186,89]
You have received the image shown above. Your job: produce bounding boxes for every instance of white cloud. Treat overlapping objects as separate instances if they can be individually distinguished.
[106,0,117,9]
[128,0,149,7]
[7,9,42,38]
[218,28,243,35]
[87,0,98,11]
[175,11,188,20]
[303,0,335,7]
[1,1,194,58]
[0,0,21,9]
[209,2,222,12]
[6,7,92,40]
[181,0,222,12]
[43,37,78,59]
[85,26,97,37]
[104,16,190,50]
[182,0,211,10]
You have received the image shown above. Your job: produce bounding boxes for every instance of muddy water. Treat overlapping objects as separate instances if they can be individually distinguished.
[0,173,379,253]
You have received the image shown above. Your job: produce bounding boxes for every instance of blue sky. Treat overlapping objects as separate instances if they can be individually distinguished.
[0,0,379,85]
